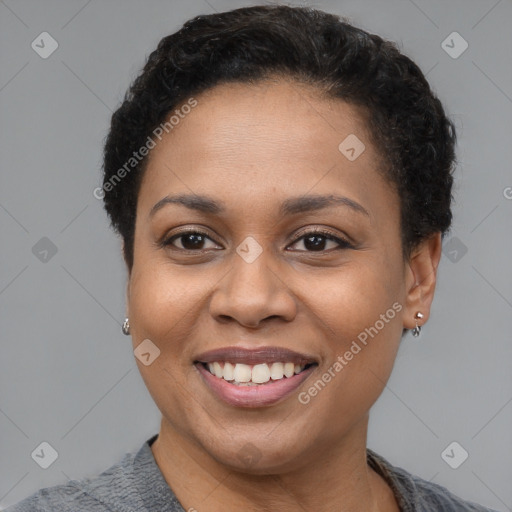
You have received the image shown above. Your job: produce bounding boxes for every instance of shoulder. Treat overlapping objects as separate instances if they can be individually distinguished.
[401,469,498,511]
[409,472,499,511]
[3,452,141,512]
[367,449,499,512]
[2,481,105,512]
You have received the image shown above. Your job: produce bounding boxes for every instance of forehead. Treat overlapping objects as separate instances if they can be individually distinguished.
[137,79,394,219]
[162,78,373,157]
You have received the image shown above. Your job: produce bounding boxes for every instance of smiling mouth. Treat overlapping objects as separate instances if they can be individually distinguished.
[199,361,318,386]
[193,346,319,407]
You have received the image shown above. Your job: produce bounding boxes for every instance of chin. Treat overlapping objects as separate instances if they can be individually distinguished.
[208,440,309,475]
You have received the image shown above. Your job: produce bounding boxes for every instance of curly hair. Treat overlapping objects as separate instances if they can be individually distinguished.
[102,4,456,271]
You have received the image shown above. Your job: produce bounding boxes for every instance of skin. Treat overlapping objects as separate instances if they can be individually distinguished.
[125,77,442,512]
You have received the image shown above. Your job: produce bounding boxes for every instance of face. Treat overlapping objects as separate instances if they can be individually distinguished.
[126,78,431,473]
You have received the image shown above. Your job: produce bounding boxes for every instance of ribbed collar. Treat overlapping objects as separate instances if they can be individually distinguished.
[133,435,416,511]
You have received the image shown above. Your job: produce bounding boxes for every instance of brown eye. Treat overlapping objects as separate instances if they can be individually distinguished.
[288,229,353,252]
[163,230,220,251]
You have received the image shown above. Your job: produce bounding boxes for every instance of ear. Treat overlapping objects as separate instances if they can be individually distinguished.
[402,232,442,330]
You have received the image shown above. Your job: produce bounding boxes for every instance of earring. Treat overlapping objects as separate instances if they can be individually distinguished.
[122,317,130,336]
[412,312,424,337]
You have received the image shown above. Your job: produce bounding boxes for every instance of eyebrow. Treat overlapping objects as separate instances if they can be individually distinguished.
[149,193,370,219]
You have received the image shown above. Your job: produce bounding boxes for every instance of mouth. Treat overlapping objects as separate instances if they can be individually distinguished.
[193,346,318,407]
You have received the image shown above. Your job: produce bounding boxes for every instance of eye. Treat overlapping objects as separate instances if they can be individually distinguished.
[288,228,353,252]
[160,227,354,253]
[161,229,221,251]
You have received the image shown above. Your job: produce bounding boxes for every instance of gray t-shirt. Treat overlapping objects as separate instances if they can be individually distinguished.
[4,434,498,511]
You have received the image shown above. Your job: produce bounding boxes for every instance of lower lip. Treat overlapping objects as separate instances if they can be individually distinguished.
[195,363,317,408]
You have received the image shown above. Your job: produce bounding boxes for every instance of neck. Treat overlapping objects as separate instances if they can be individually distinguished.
[150,415,397,512]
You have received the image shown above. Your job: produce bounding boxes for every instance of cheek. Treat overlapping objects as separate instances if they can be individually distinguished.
[309,254,403,342]
[127,264,207,434]
[302,256,404,409]
[127,262,205,354]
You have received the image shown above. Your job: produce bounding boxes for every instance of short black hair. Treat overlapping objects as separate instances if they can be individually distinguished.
[102,4,456,271]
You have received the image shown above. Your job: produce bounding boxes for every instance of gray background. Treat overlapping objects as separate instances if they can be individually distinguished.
[1,0,511,510]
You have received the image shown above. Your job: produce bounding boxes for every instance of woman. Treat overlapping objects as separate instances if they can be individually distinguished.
[6,5,498,512]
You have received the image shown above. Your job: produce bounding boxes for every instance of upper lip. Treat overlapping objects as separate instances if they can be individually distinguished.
[194,346,318,365]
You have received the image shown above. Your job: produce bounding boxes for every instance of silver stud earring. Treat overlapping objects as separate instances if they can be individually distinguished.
[412,312,424,337]
[122,317,130,336]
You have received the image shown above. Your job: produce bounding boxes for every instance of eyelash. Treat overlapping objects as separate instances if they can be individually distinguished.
[161,227,354,253]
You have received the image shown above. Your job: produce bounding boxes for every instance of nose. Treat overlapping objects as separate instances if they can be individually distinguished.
[208,247,297,329]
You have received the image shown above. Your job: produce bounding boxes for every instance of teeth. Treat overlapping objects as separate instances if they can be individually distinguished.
[270,362,284,380]
[284,362,295,378]
[213,362,223,378]
[223,362,234,381]
[205,361,308,384]
[233,363,252,383]
[252,363,271,384]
